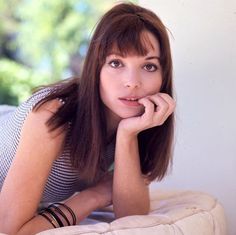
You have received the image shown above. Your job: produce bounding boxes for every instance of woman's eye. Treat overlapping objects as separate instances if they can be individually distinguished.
[144,64,158,72]
[108,60,122,68]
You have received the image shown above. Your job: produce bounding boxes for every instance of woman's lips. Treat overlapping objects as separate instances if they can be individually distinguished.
[119,97,141,107]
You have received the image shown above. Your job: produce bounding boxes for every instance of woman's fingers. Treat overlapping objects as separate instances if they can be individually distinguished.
[119,93,175,135]
[138,97,155,122]
[138,93,175,127]
[150,93,176,123]
[157,93,176,120]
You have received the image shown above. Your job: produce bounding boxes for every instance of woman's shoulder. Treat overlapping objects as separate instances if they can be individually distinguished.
[22,99,66,145]
[33,97,64,115]
[18,95,67,162]
[25,87,55,109]
[15,86,64,120]
[9,87,66,142]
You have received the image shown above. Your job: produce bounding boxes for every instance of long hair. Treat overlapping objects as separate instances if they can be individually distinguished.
[34,2,175,183]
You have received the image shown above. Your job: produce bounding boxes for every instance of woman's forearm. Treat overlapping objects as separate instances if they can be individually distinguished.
[15,190,100,235]
[113,129,150,218]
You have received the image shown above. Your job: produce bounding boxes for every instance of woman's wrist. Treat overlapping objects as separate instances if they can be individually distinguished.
[85,188,109,209]
[77,189,102,209]
[61,189,103,224]
[116,126,138,144]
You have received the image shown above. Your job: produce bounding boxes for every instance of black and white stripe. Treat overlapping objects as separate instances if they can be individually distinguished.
[0,89,115,203]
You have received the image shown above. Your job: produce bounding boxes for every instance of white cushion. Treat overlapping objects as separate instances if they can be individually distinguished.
[36,189,227,235]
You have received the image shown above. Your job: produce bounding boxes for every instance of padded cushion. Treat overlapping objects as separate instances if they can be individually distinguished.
[37,189,227,235]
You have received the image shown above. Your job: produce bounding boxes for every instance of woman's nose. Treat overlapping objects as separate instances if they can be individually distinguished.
[124,71,141,89]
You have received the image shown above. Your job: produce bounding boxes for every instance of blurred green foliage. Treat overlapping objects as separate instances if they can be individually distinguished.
[0,0,137,105]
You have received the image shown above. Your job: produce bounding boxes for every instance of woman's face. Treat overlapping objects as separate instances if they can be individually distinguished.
[99,31,163,127]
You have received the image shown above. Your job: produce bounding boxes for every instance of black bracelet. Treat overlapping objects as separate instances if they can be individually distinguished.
[44,208,64,227]
[39,211,57,228]
[49,204,70,226]
[53,203,77,225]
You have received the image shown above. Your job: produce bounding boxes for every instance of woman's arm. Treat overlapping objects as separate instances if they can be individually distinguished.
[0,99,66,234]
[0,99,113,235]
[112,93,175,218]
[112,129,150,219]
[16,182,112,235]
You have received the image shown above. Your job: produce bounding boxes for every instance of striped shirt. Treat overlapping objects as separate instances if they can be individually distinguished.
[0,88,115,203]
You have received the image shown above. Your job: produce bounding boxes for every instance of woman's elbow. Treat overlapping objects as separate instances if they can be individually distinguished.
[0,214,24,235]
[0,222,18,235]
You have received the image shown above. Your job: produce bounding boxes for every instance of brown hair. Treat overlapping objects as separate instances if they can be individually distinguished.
[34,2,175,183]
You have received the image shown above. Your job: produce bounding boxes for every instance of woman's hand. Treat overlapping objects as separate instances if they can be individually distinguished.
[118,93,175,136]
[87,173,113,208]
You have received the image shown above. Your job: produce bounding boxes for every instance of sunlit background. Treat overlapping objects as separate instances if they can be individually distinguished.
[0,0,137,105]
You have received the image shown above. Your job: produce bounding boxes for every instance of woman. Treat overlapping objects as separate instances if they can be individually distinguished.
[0,2,175,234]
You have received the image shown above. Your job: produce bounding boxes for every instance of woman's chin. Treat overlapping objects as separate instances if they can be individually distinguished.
[106,107,145,124]
[117,110,145,119]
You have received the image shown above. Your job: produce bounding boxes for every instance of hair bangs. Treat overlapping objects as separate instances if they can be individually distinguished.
[101,16,156,62]
[114,29,156,58]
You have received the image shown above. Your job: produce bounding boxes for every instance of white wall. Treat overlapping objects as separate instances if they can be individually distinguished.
[139,1,236,234]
